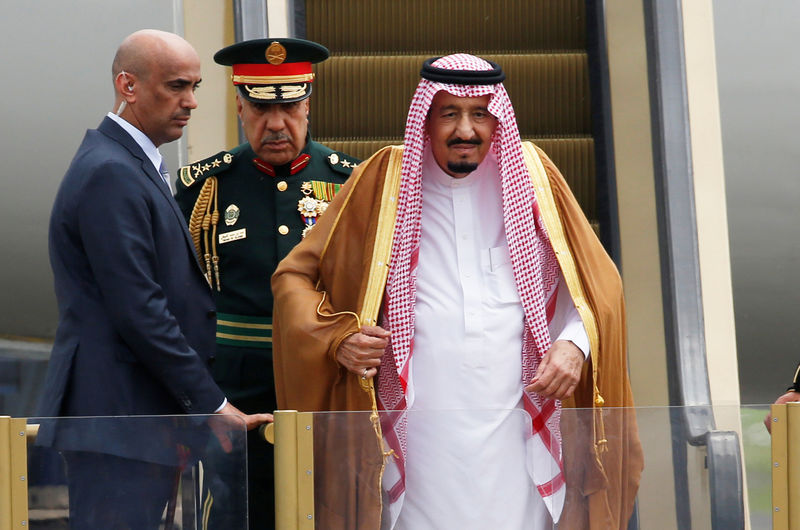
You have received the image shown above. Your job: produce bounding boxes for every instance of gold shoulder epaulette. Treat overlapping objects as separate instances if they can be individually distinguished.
[178,150,234,188]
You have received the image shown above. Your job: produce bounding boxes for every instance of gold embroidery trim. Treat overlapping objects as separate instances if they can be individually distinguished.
[358,145,403,514]
[521,142,606,458]
[216,332,272,342]
[280,84,308,100]
[318,147,385,265]
[317,146,404,520]
[244,86,276,100]
[360,145,403,328]
[314,291,361,329]
[217,320,273,330]
[232,73,315,84]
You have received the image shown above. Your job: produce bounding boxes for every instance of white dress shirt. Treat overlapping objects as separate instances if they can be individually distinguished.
[106,113,171,190]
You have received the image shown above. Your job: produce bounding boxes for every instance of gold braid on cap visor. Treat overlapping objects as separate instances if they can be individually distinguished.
[231,73,314,84]
[244,86,277,100]
[280,85,308,99]
[244,83,309,101]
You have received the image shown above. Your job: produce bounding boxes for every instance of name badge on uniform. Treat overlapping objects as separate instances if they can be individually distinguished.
[219,228,247,244]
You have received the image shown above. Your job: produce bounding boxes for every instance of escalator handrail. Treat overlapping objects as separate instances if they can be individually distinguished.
[642,1,744,528]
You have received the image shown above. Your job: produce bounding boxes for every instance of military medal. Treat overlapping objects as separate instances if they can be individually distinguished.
[297,196,319,217]
[297,182,320,236]
[297,180,342,238]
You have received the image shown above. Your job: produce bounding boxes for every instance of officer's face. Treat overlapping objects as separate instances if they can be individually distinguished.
[237,96,309,166]
[130,44,201,147]
[426,91,497,178]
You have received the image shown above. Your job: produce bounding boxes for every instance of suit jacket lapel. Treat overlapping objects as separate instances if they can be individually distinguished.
[97,117,208,278]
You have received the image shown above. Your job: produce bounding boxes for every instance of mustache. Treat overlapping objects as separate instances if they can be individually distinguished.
[447,137,481,147]
[261,133,291,144]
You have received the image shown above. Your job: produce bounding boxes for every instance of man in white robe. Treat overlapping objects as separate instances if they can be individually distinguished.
[332,55,589,528]
[394,144,589,529]
[274,52,642,529]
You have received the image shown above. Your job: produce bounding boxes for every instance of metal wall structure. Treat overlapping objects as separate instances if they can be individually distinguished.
[712,0,800,405]
[0,0,185,340]
[644,0,743,528]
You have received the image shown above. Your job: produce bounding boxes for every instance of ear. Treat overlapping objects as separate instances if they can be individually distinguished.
[114,72,136,102]
[236,94,247,123]
[302,97,310,116]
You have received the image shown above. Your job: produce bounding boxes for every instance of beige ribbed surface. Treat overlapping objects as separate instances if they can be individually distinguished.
[312,53,589,139]
[535,137,596,220]
[306,0,596,220]
[307,0,585,53]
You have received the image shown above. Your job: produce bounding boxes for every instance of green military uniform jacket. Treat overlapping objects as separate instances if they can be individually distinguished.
[174,137,359,400]
[174,136,357,529]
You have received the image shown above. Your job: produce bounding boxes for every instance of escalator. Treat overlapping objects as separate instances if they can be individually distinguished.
[251,0,745,527]
[305,0,604,236]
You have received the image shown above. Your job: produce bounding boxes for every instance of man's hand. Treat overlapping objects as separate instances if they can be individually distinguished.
[217,401,273,430]
[764,391,800,434]
[210,402,274,452]
[525,340,584,400]
[335,325,390,380]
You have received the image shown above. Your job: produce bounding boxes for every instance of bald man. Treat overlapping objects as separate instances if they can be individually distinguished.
[38,29,270,529]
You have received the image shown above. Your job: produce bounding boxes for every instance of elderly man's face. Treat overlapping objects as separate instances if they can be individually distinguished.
[131,47,201,147]
[238,97,309,166]
[426,91,497,178]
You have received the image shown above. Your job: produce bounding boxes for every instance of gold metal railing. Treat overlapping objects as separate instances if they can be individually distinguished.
[4,409,800,528]
[771,402,800,529]
[0,417,34,530]
[267,410,315,529]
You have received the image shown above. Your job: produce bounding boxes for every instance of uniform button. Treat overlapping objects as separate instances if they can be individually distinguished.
[277,180,288,191]
[278,225,289,235]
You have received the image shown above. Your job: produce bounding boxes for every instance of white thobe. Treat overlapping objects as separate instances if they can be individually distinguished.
[394,147,588,530]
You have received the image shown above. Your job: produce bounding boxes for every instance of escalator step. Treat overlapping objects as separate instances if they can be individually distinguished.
[313,53,590,139]
[307,0,585,54]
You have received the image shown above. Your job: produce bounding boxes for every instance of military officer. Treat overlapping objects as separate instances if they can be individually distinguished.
[174,38,359,529]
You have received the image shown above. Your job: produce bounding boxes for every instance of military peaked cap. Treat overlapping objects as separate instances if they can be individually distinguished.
[214,38,329,103]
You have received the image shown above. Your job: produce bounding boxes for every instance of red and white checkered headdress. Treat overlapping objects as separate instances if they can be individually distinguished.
[377,54,566,520]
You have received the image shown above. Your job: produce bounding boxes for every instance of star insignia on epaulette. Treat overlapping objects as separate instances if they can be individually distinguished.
[178,150,234,188]
[327,152,358,172]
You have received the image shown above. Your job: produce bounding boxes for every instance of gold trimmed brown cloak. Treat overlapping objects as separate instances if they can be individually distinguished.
[272,144,643,529]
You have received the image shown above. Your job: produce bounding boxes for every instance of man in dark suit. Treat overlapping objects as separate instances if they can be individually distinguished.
[38,29,271,529]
